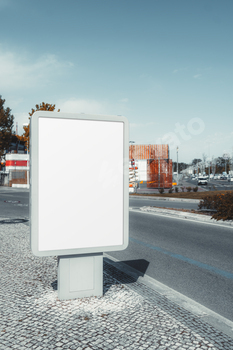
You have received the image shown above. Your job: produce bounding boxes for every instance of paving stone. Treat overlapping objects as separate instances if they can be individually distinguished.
[0,222,233,350]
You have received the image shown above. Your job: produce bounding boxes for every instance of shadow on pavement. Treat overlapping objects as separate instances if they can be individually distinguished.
[51,258,150,294]
[113,259,149,276]
[103,258,150,295]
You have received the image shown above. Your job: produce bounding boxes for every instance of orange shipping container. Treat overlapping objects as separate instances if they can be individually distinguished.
[129,144,169,160]
[147,159,172,189]
[129,144,172,189]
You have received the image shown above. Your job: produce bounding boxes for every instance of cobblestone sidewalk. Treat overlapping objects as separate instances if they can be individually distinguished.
[0,220,233,350]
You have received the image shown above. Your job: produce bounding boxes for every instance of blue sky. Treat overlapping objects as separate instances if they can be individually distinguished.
[1,0,233,164]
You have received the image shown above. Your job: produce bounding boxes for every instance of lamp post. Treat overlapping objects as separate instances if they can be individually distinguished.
[176,146,179,186]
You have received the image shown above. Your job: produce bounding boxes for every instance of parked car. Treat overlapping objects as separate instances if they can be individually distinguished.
[228,177,233,182]
[220,176,227,180]
[197,177,208,185]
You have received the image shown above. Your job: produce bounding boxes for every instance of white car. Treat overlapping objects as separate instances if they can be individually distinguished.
[197,177,208,185]
[228,177,233,182]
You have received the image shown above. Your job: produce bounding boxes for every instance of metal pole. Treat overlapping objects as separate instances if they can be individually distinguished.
[176,147,179,186]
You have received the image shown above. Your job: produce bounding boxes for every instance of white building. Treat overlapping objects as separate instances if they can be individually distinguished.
[3,153,29,188]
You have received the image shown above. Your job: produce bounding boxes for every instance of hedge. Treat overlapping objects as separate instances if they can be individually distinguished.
[198,192,233,221]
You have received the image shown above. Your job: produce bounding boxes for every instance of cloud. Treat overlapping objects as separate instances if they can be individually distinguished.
[139,73,148,78]
[173,68,188,74]
[0,48,73,90]
[130,122,157,128]
[119,98,129,103]
[14,98,109,134]
[193,74,202,79]
[57,98,108,115]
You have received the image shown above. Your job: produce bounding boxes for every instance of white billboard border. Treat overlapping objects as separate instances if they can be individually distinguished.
[30,111,129,257]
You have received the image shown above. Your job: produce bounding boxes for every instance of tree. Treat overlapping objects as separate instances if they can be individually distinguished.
[173,161,188,173]
[191,158,202,166]
[18,102,60,151]
[215,156,228,174]
[0,96,14,160]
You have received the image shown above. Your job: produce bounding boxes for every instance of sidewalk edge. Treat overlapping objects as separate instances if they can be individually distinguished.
[104,253,233,338]
[130,207,233,228]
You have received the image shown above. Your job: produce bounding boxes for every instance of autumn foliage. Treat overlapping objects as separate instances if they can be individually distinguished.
[18,102,60,151]
[0,96,14,159]
[198,192,233,221]
[28,102,60,117]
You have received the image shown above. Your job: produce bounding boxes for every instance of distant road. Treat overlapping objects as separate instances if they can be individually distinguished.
[135,178,233,195]
[185,178,233,191]
[0,187,29,219]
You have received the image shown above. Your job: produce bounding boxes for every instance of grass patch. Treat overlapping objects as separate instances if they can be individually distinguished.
[130,190,233,200]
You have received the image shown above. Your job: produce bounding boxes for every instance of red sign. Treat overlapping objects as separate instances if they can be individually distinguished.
[5,160,28,167]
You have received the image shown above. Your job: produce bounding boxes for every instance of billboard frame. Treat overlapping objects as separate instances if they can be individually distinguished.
[30,111,129,257]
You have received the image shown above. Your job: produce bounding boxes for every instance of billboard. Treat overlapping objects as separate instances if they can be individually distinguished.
[30,111,129,256]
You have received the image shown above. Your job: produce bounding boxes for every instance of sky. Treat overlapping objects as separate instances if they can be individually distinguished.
[0,0,233,164]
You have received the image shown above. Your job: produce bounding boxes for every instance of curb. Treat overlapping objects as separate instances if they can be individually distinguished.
[130,206,233,228]
[104,254,233,338]
[130,195,200,203]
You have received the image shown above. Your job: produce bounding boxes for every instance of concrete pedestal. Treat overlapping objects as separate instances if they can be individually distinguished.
[58,253,103,300]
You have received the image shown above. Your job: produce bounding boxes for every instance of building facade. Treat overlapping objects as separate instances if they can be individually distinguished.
[2,153,29,188]
[129,144,172,188]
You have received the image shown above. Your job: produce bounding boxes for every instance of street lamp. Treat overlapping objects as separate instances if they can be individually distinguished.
[176,146,179,186]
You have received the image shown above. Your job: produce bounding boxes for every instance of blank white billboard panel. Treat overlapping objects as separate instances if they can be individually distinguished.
[30,112,129,256]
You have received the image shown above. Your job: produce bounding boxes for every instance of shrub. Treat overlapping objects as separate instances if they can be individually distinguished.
[193,186,198,192]
[168,188,174,193]
[175,187,179,193]
[159,187,164,194]
[186,186,192,192]
[181,187,185,192]
[198,192,233,221]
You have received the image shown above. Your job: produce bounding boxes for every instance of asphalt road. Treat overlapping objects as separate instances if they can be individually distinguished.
[185,178,233,191]
[0,188,199,220]
[0,187,29,219]
[135,178,233,194]
[1,187,233,322]
[108,210,233,322]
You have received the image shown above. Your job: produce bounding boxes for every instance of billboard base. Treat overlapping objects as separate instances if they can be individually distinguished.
[58,253,103,300]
